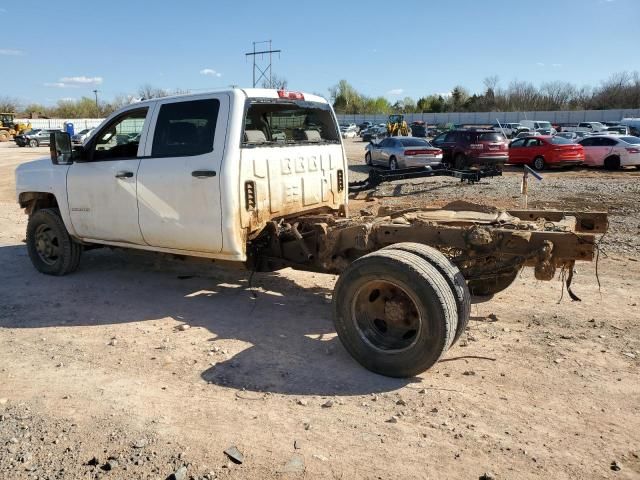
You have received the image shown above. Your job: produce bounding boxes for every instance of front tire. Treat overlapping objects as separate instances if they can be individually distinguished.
[532,156,545,171]
[365,152,372,166]
[332,249,457,377]
[26,208,82,275]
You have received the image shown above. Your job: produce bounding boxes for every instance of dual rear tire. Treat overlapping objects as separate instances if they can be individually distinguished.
[332,245,470,378]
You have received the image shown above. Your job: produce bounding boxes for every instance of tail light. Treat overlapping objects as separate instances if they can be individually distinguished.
[404,149,442,156]
[277,89,304,100]
[626,147,640,153]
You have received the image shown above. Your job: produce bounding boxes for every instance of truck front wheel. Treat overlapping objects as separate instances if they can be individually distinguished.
[332,249,457,377]
[26,208,82,275]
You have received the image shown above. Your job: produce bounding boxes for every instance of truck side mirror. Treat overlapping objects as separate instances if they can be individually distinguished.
[50,131,73,165]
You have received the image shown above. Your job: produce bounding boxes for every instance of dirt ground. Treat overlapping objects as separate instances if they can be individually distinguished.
[1,140,639,480]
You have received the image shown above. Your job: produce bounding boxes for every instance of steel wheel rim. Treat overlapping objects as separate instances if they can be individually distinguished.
[34,224,60,265]
[351,279,422,353]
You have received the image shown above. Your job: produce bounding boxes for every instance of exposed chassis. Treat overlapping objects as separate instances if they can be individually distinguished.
[249,202,607,297]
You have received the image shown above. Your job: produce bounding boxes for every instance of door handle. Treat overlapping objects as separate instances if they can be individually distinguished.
[115,171,134,179]
[192,170,217,178]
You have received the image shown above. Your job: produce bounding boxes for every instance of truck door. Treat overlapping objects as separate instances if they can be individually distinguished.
[136,95,229,253]
[66,106,152,244]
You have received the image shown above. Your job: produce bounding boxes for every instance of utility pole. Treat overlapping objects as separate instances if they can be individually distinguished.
[92,89,99,111]
[245,40,281,88]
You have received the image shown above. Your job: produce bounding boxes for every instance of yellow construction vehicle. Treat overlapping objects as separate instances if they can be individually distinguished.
[386,114,410,136]
[0,113,31,142]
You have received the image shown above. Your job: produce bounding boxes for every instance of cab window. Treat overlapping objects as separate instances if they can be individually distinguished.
[90,108,148,161]
[152,99,220,157]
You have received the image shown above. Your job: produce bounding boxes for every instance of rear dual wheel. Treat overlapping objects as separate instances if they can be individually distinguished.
[332,248,464,378]
[381,242,470,347]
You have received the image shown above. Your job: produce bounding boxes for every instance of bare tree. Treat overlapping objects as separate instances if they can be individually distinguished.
[137,84,170,100]
[0,96,21,113]
[483,75,500,92]
[261,74,288,90]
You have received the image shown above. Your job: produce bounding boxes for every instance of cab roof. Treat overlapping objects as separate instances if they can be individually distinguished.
[132,88,328,106]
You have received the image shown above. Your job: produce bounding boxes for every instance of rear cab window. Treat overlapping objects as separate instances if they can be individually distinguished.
[242,99,340,147]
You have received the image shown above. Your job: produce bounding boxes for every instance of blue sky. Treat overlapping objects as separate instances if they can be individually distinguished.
[1,0,638,105]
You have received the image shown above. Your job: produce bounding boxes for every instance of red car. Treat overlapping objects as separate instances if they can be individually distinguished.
[508,135,584,170]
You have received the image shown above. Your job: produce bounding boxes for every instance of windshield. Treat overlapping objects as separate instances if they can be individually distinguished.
[621,136,640,144]
[551,136,572,145]
[399,138,430,147]
[243,100,340,147]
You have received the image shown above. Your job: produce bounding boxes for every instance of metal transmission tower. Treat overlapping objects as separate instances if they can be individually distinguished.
[245,40,281,88]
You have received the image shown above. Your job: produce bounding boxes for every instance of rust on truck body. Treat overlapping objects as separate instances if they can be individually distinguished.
[248,201,607,297]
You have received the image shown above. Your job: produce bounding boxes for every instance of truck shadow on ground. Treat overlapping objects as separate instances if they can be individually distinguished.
[0,244,412,396]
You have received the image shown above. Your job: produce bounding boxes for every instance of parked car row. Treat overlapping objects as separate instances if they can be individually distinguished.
[360,131,640,171]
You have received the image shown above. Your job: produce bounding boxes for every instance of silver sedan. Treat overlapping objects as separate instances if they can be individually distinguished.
[365,137,443,169]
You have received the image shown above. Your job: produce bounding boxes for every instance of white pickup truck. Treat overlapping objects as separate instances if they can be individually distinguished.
[15,88,607,377]
[563,122,607,133]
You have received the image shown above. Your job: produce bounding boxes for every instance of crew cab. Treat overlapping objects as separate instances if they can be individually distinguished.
[17,88,346,265]
[15,88,607,379]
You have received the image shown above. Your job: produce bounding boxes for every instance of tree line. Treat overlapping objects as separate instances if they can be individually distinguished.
[0,84,190,119]
[1,71,639,118]
[330,72,640,114]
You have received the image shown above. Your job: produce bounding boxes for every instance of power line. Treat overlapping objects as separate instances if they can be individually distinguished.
[245,40,281,88]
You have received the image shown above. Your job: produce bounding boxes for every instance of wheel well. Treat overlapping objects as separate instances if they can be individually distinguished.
[19,192,59,215]
[604,155,621,169]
